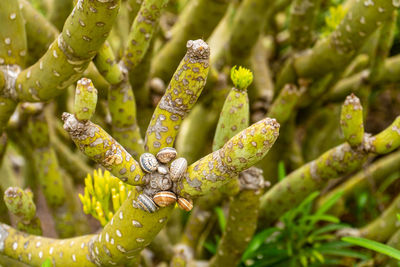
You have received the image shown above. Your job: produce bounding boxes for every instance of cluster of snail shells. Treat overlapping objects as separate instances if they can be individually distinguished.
[137,147,193,213]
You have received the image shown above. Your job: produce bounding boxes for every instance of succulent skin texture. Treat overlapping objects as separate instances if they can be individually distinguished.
[0,0,400,266]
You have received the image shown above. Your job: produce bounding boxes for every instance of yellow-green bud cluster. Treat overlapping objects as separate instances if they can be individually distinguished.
[79,169,134,226]
[230,66,253,91]
[322,5,348,37]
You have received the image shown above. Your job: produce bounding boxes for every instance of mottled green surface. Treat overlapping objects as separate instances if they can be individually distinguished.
[145,40,210,154]
[213,87,249,151]
[259,115,400,227]
[93,42,123,85]
[4,187,42,235]
[180,118,279,198]
[19,0,59,65]
[360,194,400,243]
[293,0,395,79]
[340,94,364,147]
[74,78,98,121]
[62,113,145,186]
[318,150,400,216]
[267,84,302,124]
[16,0,120,101]
[289,0,321,50]
[152,0,229,82]
[122,0,168,71]
[0,1,27,66]
[371,116,400,154]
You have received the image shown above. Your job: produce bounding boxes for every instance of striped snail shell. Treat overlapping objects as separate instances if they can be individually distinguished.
[170,157,187,182]
[140,153,159,173]
[156,147,177,164]
[137,194,158,213]
[177,197,193,212]
[153,191,177,207]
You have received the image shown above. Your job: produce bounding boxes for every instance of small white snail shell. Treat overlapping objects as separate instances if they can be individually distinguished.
[140,153,159,173]
[137,194,158,213]
[153,191,177,207]
[156,147,177,164]
[158,177,172,191]
[177,197,193,212]
[157,164,169,175]
[170,157,187,182]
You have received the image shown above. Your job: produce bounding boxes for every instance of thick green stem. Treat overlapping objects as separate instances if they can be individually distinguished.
[180,117,279,198]
[4,187,42,235]
[340,93,364,147]
[328,55,400,101]
[144,39,210,154]
[259,116,400,227]
[318,150,400,216]
[62,113,146,186]
[289,0,321,50]
[18,0,59,65]
[48,0,73,31]
[51,130,92,180]
[267,84,303,124]
[277,0,395,89]
[122,0,168,73]
[210,167,264,267]
[213,86,249,151]
[370,116,400,154]
[368,10,397,84]
[16,0,120,101]
[228,0,272,64]
[94,42,145,158]
[360,193,400,242]
[152,0,229,82]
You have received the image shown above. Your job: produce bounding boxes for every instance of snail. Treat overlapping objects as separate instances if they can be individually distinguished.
[157,164,169,175]
[177,197,193,212]
[153,191,177,207]
[140,153,159,173]
[137,194,158,213]
[156,147,177,164]
[170,157,188,182]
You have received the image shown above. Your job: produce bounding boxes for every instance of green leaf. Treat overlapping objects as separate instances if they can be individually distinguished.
[315,190,343,216]
[311,223,349,237]
[214,207,226,232]
[302,214,340,224]
[41,259,52,267]
[342,236,400,260]
[317,247,370,260]
[242,227,280,260]
[204,241,217,255]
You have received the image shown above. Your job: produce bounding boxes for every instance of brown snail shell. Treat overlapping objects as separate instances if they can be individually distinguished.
[137,194,158,213]
[156,147,177,164]
[177,197,193,212]
[170,157,187,182]
[153,191,177,207]
[140,153,158,173]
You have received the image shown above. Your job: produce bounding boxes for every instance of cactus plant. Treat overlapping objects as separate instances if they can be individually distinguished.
[0,0,399,266]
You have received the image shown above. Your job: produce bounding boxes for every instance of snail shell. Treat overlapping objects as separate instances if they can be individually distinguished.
[157,164,169,175]
[170,157,188,182]
[177,197,193,212]
[140,153,159,173]
[137,194,158,213]
[158,177,172,191]
[156,147,177,164]
[153,191,177,207]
